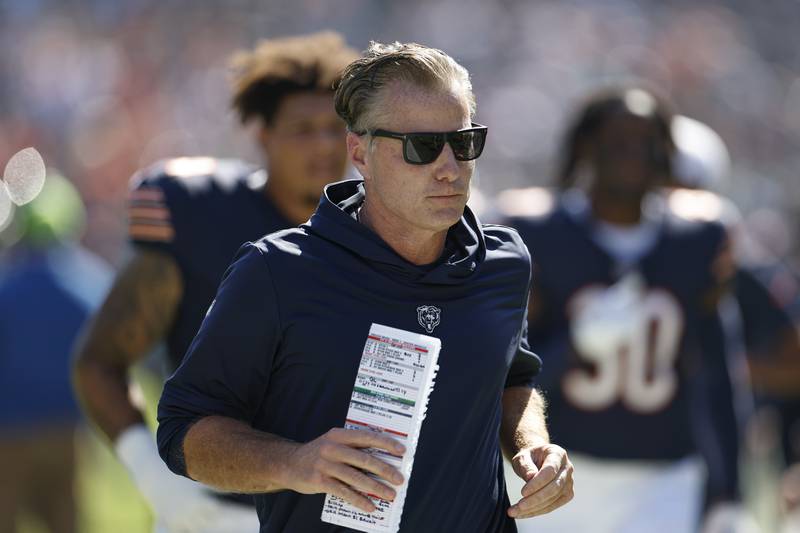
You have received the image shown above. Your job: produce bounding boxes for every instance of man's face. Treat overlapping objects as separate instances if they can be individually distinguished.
[259,91,348,206]
[349,82,474,235]
[589,113,667,200]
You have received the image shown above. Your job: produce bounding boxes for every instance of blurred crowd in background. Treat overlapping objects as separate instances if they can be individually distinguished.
[1,0,800,264]
[2,0,800,532]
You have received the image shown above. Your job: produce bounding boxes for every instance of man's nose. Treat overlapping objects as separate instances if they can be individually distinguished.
[432,143,460,182]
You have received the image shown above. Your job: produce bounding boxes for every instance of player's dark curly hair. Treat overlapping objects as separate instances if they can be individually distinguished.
[230,31,359,125]
[557,87,675,190]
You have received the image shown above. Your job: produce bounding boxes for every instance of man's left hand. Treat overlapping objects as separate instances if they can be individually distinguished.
[508,443,574,519]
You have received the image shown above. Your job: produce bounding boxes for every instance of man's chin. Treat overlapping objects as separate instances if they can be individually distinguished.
[428,207,466,230]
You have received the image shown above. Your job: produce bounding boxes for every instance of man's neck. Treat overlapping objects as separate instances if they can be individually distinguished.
[263,182,317,226]
[589,189,644,226]
[358,202,448,266]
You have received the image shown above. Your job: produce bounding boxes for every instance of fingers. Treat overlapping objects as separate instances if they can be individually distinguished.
[324,443,404,486]
[521,446,565,497]
[293,428,407,512]
[327,462,397,502]
[327,428,406,456]
[512,449,539,482]
[509,452,574,519]
[514,489,574,519]
[325,478,379,513]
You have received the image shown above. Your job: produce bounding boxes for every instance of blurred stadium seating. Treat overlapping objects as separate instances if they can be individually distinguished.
[2,1,799,531]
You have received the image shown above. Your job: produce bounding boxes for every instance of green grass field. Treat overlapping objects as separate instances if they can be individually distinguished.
[74,429,152,533]
[17,367,161,533]
[15,429,151,533]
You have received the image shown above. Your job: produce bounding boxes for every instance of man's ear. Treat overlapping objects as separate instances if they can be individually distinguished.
[347,131,370,180]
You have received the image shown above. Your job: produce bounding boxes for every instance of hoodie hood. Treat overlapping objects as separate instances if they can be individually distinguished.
[304,179,486,285]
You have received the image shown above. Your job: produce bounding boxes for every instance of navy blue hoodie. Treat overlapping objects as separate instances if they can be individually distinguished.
[157,179,540,532]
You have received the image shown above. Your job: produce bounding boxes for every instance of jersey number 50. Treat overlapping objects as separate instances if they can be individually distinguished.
[563,287,684,413]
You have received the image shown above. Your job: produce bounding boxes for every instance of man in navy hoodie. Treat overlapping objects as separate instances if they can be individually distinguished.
[157,41,574,532]
[73,32,359,532]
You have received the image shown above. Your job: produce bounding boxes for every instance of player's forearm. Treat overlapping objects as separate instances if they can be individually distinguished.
[180,415,299,493]
[748,331,800,397]
[72,351,146,441]
[499,386,549,460]
[72,249,183,443]
[748,359,800,397]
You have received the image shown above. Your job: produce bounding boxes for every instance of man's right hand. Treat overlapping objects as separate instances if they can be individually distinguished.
[284,428,407,513]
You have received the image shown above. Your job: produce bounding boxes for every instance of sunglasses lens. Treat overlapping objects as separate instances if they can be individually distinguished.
[450,130,486,161]
[405,134,445,164]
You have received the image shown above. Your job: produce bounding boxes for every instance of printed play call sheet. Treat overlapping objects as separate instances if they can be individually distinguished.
[321,323,441,533]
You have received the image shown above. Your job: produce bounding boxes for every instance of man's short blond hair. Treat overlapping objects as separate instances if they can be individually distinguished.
[334,41,476,133]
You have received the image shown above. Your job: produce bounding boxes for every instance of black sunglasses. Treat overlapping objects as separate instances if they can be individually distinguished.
[357,123,488,165]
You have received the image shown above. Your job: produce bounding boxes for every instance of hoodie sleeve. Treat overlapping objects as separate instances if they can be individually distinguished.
[157,241,281,477]
[505,239,542,388]
[505,302,542,388]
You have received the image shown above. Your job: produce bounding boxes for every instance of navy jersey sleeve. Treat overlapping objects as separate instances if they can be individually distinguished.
[128,158,242,255]
[736,266,796,355]
[127,165,180,254]
[690,309,742,507]
[157,242,281,477]
[687,230,744,507]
